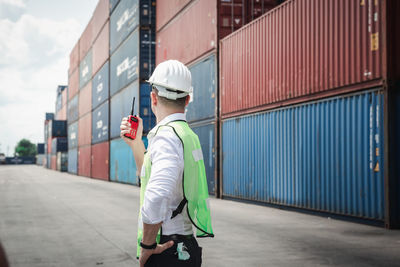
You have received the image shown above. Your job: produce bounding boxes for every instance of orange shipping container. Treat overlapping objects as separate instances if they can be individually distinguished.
[156,0,191,31]
[78,145,91,177]
[91,141,109,181]
[78,113,92,147]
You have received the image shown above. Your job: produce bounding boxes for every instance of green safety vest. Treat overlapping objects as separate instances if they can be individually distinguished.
[137,120,214,258]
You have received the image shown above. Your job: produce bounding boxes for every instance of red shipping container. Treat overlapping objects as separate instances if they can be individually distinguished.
[51,155,57,170]
[246,0,281,23]
[69,41,79,76]
[79,19,94,61]
[62,88,67,107]
[79,81,92,117]
[47,137,52,154]
[218,0,246,40]
[156,0,191,31]
[220,0,384,118]
[68,69,79,100]
[78,145,91,177]
[55,105,67,121]
[92,0,109,41]
[156,0,217,65]
[92,21,109,76]
[78,113,92,147]
[91,141,109,181]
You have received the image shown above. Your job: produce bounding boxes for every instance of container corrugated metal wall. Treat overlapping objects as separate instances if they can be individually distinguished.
[110,29,139,96]
[68,148,78,174]
[78,145,91,177]
[191,120,215,195]
[69,42,80,76]
[68,95,79,123]
[220,0,384,118]
[139,28,155,81]
[78,113,92,147]
[110,81,139,139]
[68,70,79,100]
[91,141,109,180]
[79,82,92,117]
[92,21,110,75]
[49,120,67,138]
[92,61,110,110]
[110,0,139,53]
[92,0,109,41]
[155,0,190,31]
[79,50,93,89]
[139,83,156,133]
[79,20,93,61]
[110,0,121,14]
[68,121,78,149]
[156,0,217,65]
[51,138,68,154]
[92,100,109,144]
[56,152,68,172]
[186,54,217,123]
[139,0,156,26]
[110,138,138,184]
[221,89,384,220]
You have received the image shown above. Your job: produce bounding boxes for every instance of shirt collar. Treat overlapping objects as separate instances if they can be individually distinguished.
[147,113,186,139]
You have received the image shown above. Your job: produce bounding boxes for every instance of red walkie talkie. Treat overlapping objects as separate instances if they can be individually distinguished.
[124,96,139,140]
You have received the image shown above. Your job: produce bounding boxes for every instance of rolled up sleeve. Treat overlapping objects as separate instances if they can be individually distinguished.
[141,128,184,224]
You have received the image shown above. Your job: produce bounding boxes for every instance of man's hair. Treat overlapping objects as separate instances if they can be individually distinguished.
[152,87,188,109]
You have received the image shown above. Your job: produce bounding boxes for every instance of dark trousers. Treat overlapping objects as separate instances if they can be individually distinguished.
[145,235,202,267]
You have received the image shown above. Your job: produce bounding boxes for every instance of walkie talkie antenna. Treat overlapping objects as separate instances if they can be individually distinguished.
[130,97,135,116]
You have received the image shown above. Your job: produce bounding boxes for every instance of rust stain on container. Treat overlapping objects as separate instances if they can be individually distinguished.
[220,0,384,117]
[91,141,109,181]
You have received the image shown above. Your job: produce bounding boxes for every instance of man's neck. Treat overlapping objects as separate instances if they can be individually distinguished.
[156,108,185,124]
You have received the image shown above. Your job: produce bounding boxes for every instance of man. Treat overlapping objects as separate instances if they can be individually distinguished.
[120,60,214,267]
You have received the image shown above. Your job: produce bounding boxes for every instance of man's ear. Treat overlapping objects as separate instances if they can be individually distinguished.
[151,91,158,106]
[185,95,190,106]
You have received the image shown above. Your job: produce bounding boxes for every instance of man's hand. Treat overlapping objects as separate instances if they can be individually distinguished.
[139,241,174,267]
[120,116,144,146]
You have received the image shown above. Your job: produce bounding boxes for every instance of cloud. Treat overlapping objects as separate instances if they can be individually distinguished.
[0,13,81,155]
[0,0,26,8]
[0,0,26,21]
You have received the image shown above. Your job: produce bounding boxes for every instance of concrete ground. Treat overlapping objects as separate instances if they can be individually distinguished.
[0,165,400,267]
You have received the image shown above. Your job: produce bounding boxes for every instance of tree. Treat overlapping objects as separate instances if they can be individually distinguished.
[15,139,36,157]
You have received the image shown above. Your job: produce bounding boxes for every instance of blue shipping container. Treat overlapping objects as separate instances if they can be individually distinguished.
[92,100,110,144]
[110,0,139,53]
[79,50,92,89]
[222,90,385,220]
[191,121,216,195]
[37,143,45,154]
[139,28,155,81]
[68,148,78,174]
[139,0,156,26]
[68,95,79,123]
[68,121,78,149]
[186,54,217,123]
[110,29,139,96]
[46,113,54,121]
[49,120,67,138]
[109,0,121,14]
[110,81,139,139]
[110,138,138,184]
[92,61,110,110]
[46,154,51,169]
[139,83,156,133]
[51,137,68,154]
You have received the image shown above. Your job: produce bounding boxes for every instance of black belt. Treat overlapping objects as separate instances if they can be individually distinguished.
[160,234,194,242]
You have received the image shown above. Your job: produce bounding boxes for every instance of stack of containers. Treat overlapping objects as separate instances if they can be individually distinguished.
[55,86,68,120]
[36,143,45,166]
[44,113,54,169]
[109,0,156,185]
[48,119,68,170]
[219,0,387,222]
[155,0,282,195]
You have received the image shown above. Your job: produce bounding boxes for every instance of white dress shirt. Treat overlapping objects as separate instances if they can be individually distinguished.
[140,113,193,235]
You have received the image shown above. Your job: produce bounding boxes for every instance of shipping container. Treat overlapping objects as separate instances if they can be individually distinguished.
[156,0,217,65]
[92,0,109,41]
[49,120,67,138]
[78,145,91,177]
[139,28,155,81]
[110,0,121,14]
[47,137,52,154]
[45,113,54,121]
[110,138,138,184]
[51,155,57,170]
[56,105,67,121]
[91,141,109,180]
[139,83,156,133]
[79,50,93,89]
[155,0,191,31]
[110,29,139,95]
[68,69,79,100]
[78,113,92,147]
[62,88,68,107]
[186,53,217,123]
[92,100,109,144]
[36,154,45,166]
[110,81,139,139]
[218,0,246,40]
[221,89,384,221]
[92,61,110,110]
[220,0,384,118]
[245,0,283,23]
[5,156,35,165]
[51,137,68,155]
[79,20,93,61]
[190,120,216,195]
[56,152,68,172]
[79,81,92,117]
[37,143,45,154]
[139,0,156,26]
[69,41,80,76]
[68,121,78,149]
[68,94,79,123]
[46,154,51,168]
[93,21,110,76]
[110,0,139,53]
[68,148,78,174]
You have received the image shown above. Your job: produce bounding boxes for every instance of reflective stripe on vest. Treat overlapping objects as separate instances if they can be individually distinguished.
[136,120,214,258]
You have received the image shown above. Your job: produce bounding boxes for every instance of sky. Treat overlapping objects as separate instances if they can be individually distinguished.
[0,0,98,156]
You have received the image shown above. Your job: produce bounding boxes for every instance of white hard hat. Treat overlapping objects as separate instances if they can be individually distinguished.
[147,60,193,100]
